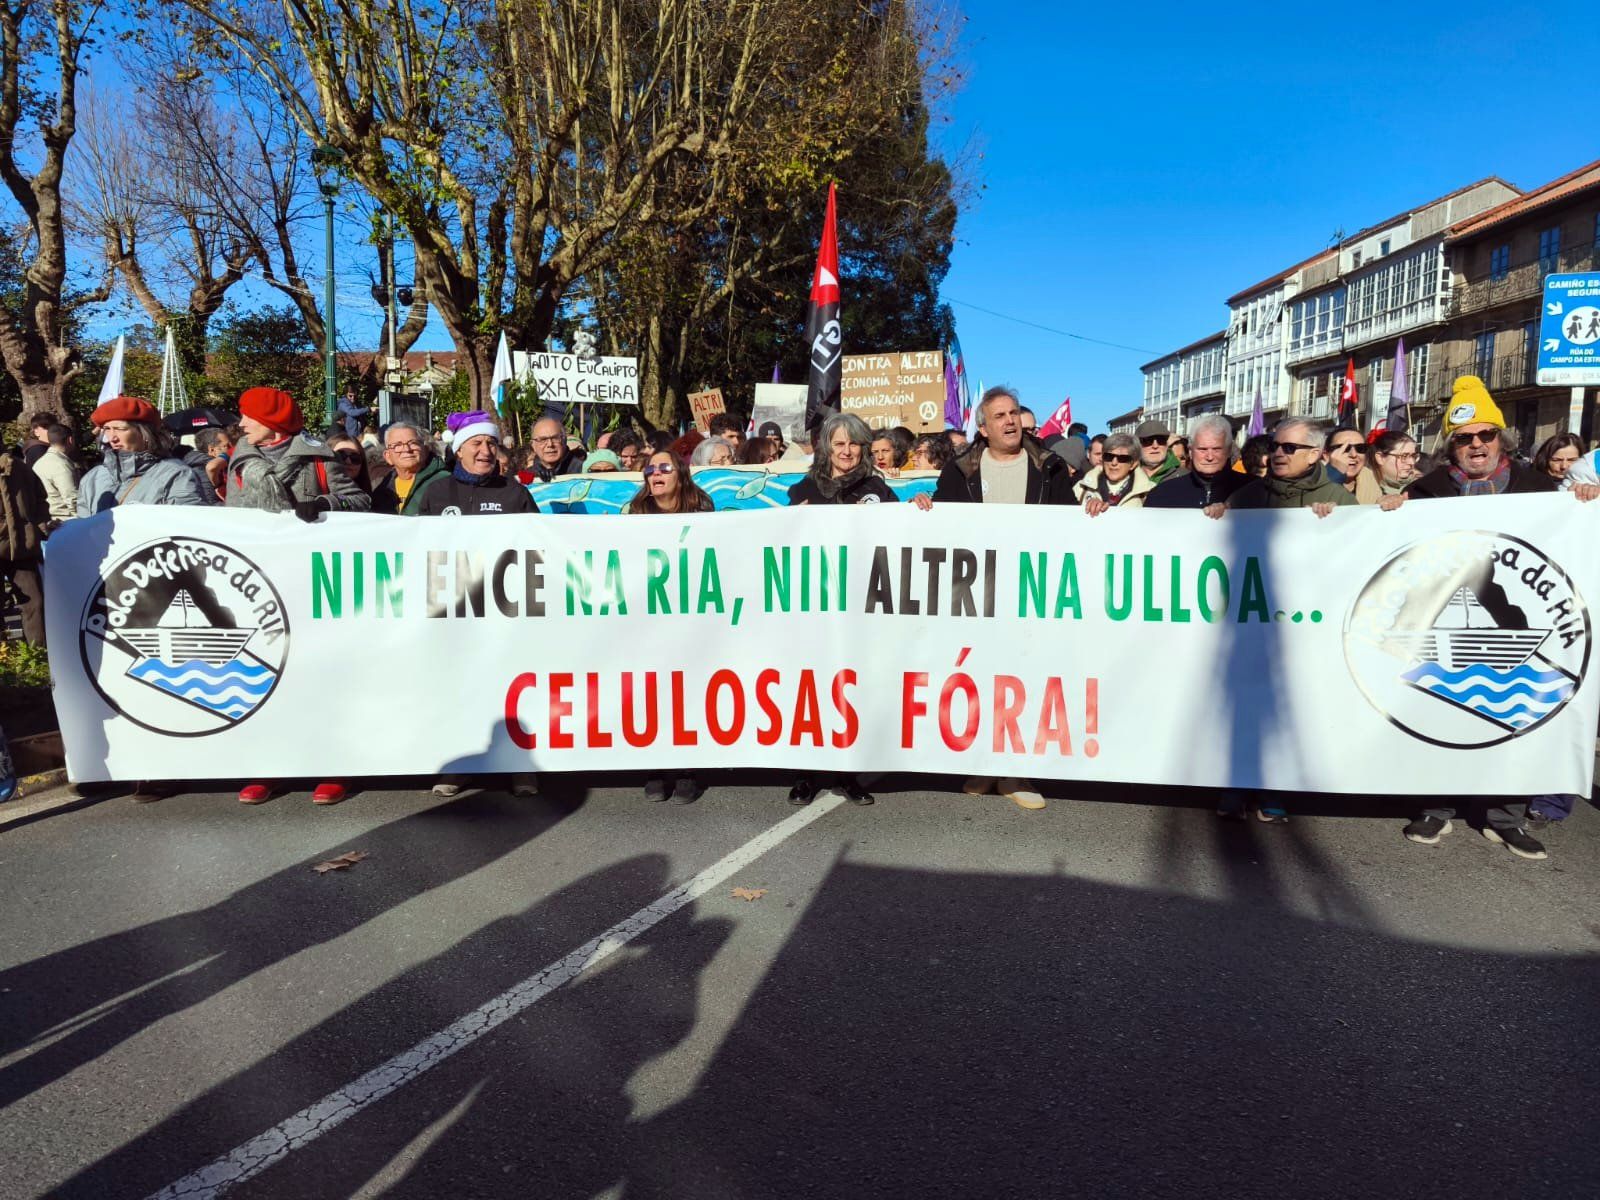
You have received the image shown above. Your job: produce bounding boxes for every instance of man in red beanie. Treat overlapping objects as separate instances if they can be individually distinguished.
[226,387,368,809]
[78,395,210,514]
[225,387,370,522]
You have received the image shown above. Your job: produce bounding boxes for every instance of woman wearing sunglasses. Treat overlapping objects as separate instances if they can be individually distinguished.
[326,433,374,497]
[623,450,716,514]
[1071,431,1153,511]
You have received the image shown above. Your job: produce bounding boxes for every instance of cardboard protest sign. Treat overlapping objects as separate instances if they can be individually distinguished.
[515,351,639,407]
[840,350,945,432]
[688,388,726,433]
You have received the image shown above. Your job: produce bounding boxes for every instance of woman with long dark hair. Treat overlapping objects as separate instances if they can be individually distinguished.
[623,450,716,514]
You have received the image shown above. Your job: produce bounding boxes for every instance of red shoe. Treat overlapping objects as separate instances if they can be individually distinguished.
[312,781,347,806]
[238,782,273,805]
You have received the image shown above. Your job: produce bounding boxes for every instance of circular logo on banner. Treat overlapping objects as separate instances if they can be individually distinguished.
[1343,531,1590,748]
[78,538,290,737]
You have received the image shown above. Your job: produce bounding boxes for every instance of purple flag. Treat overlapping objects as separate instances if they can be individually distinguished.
[1386,337,1409,432]
[771,362,782,384]
[1247,386,1266,437]
[944,335,968,429]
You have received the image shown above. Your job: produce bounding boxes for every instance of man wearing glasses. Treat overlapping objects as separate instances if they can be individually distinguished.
[1228,419,1356,515]
[528,415,587,481]
[1134,419,1184,488]
[372,421,448,515]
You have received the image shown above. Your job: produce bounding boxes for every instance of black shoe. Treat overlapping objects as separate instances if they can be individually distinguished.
[1403,816,1452,845]
[1482,826,1548,860]
[644,779,668,803]
[841,779,875,806]
[670,777,701,805]
[788,779,816,806]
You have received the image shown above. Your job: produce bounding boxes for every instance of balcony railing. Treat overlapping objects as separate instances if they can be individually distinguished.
[1449,245,1600,318]
[1427,351,1536,405]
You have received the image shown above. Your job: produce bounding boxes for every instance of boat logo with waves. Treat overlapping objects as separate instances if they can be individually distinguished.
[78,537,289,737]
[1344,531,1590,749]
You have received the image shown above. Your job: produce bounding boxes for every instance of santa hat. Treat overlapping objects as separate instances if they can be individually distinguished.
[91,395,160,427]
[447,409,500,451]
[238,387,305,435]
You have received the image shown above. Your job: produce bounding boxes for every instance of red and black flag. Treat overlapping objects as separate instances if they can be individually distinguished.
[803,183,842,431]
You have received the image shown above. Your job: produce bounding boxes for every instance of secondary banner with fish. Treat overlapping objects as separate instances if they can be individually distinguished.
[41,496,1600,793]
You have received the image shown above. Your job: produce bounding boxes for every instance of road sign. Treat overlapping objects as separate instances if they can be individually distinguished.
[1537,273,1600,386]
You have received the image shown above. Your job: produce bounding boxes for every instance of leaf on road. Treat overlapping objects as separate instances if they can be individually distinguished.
[312,851,369,875]
[730,886,767,902]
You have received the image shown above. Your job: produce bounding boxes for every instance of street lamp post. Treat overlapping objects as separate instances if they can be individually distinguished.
[312,144,345,430]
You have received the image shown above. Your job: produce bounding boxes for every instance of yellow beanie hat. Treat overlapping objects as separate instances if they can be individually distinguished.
[1442,375,1505,438]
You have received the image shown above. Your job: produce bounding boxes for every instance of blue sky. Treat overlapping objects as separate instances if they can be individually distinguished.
[934,1,1586,431]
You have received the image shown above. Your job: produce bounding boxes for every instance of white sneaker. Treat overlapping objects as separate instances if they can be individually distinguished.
[962,776,995,796]
[431,779,463,798]
[997,777,1045,811]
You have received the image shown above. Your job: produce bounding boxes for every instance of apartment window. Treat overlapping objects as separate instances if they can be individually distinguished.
[1539,226,1561,274]
[1489,244,1510,280]
[1351,249,1363,269]
[1379,238,1391,256]
[1474,330,1495,376]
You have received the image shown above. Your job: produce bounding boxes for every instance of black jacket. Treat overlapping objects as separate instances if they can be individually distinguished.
[787,472,898,506]
[415,470,541,516]
[932,435,1077,505]
[1406,461,1556,499]
[1144,467,1251,509]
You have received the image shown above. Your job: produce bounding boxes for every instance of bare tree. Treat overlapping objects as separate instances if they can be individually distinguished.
[0,0,111,417]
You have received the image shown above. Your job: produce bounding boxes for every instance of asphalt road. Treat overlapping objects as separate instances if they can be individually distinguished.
[2,775,1598,1200]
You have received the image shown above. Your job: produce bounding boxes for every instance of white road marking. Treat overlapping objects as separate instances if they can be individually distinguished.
[147,794,846,1199]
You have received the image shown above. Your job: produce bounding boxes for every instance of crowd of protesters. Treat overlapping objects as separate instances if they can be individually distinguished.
[3,371,1597,860]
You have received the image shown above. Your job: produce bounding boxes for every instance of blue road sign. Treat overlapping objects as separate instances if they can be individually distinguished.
[1537,273,1600,386]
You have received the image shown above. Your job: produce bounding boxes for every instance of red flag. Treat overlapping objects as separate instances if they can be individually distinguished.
[803,183,841,431]
[1037,396,1073,440]
[1337,359,1358,425]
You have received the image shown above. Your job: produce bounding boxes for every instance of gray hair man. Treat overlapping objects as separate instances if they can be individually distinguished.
[1228,419,1355,517]
[373,421,448,515]
[1145,413,1249,516]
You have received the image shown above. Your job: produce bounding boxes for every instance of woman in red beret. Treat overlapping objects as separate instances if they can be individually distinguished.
[224,387,370,521]
[77,395,210,514]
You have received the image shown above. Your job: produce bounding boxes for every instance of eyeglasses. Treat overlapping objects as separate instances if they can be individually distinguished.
[642,463,677,477]
[1103,452,1136,463]
[531,435,564,446]
[1271,440,1315,455]
[1138,435,1167,447]
[1450,429,1499,448]
[1328,442,1364,454]
[1379,450,1419,462]
[335,451,364,465]
[386,440,422,453]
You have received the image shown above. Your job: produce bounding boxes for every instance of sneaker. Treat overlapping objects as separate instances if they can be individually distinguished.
[1215,793,1246,820]
[510,773,539,797]
[131,780,175,804]
[238,783,273,805]
[311,781,347,806]
[645,779,668,803]
[788,779,816,806]
[0,773,16,804]
[962,776,994,796]
[431,779,463,798]
[1482,826,1548,860]
[997,778,1045,811]
[1403,816,1452,845]
[1254,802,1288,824]
[671,777,701,805]
[840,779,875,806]
[1525,812,1551,833]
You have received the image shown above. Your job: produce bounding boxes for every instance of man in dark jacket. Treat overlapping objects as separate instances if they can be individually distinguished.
[1,446,50,644]
[1229,419,1356,515]
[1399,376,1599,860]
[932,386,1077,507]
[372,421,449,514]
[415,410,540,516]
[930,386,1072,814]
[1145,413,1249,515]
[528,415,586,481]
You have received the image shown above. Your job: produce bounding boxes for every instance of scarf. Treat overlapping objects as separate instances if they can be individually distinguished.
[1143,450,1181,486]
[1447,458,1511,497]
[1093,470,1135,505]
[809,458,875,500]
[452,462,500,487]
[102,448,161,482]
[1261,466,1331,503]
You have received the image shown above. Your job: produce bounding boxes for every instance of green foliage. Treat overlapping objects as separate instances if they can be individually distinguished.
[429,368,475,433]
[0,640,50,690]
[209,304,332,431]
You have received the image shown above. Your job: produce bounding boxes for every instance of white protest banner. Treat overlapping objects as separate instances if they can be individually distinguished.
[751,382,808,445]
[688,387,726,433]
[514,350,639,406]
[43,498,1600,795]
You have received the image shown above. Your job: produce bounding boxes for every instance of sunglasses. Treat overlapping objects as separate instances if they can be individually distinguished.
[1328,442,1364,454]
[335,451,364,464]
[1450,429,1499,448]
[1138,435,1167,446]
[1103,452,1136,464]
[642,463,677,477]
[1271,440,1315,454]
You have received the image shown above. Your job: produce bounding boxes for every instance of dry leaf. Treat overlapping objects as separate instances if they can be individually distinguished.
[312,851,369,875]
[730,886,767,902]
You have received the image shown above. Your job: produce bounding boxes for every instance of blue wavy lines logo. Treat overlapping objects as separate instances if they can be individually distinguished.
[79,538,289,737]
[1344,531,1590,748]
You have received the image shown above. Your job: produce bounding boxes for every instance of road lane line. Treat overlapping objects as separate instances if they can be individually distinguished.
[147,794,846,1200]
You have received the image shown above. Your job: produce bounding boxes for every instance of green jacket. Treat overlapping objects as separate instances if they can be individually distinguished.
[1228,467,1359,510]
[372,455,448,515]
